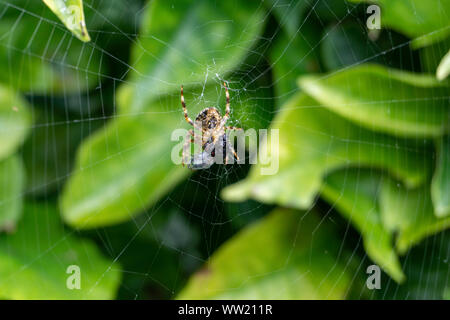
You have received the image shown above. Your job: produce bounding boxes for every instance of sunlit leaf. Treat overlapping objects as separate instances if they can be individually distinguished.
[323,167,450,281]
[420,38,450,74]
[178,209,357,299]
[118,0,265,113]
[0,202,121,299]
[298,64,450,138]
[432,135,450,217]
[0,155,25,232]
[0,85,31,160]
[321,169,405,283]
[222,93,432,209]
[437,50,450,81]
[42,0,90,42]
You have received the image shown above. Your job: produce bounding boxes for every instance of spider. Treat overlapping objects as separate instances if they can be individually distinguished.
[181,82,242,170]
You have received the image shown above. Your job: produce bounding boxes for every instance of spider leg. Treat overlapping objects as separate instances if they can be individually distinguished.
[225,126,242,163]
[225,146,239,164]
[224,135,239,164]
[181,85,194,126]
[230,146,239,162]
[182,129,194,167]
[226,126,243,131]
[222,82,230,122]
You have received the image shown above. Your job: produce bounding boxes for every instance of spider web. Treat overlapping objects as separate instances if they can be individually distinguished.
[0,0,448,300]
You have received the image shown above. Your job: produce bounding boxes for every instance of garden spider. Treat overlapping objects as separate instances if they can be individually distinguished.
[181,82,242,170]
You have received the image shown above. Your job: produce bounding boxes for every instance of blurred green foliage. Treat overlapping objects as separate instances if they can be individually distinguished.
[0,0,448,299]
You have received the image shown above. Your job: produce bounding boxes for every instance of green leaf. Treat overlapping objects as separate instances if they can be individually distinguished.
[42,0,90,42]
[321,167,449,282]
[178,209,356,299]
[437,50,450,81]
[349,0,450,48]
[298,64,450,138]
[0,155,25,232]
[222,93,432,209]
[0,202,121,299]
[321,169,405,283]
[118,0,265,113]
[0,85,31,160]
[380,179,450,254]
[317,167,450,282]
[432,135,450,217]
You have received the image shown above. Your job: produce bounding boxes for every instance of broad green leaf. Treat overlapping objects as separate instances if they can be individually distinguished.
[118,0,265,113]
[380,179,450,254]
[321,167,450,282]
[42,0,90,42]
[0,202,121,299]
[0,85,31,160]
[0,155,25,232]
[349,0,450,48]
[437,50,450,81]
[178,209,356,299]
[0,4,103,94]
[13,0,141,34]
[321,169,405,283]
[298,64,450,138]
[222,93,432,209]
[322,168,449,281]
[432,135,450,217]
